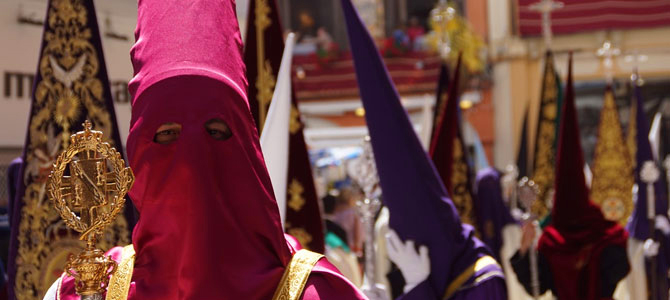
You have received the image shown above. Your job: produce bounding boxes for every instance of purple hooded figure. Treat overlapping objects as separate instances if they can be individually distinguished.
[626,79,670,300]
[475,167,518,262]
[340,0,507,299]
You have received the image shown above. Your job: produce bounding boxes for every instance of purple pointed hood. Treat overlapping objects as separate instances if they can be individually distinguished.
[340,0,500,296]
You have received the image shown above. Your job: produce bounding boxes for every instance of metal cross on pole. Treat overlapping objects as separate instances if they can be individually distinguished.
[626,51,648,84]
[596,40,622,83]
[529,0,564,50]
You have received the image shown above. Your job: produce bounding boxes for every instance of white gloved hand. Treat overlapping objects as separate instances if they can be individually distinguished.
[656,215,670,235]
[386,230,430,294]
[644,238,660,258]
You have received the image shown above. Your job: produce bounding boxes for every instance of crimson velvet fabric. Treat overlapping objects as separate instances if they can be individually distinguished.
[537,54,628,300]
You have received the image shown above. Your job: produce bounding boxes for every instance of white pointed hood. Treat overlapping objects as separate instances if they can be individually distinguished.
[260,33,296,224]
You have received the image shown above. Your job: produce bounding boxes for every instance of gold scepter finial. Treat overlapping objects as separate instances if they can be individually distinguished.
[47,120,134,299]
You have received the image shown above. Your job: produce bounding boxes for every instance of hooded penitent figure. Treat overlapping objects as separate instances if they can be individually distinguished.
[341,0,506,299]
[511,54,630,300]
[624,79,670,300]
[45,0,366,299]
[474,168,517,262]
[475,168,533,300]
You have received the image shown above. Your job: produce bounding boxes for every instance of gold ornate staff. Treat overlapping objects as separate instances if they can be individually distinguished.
[47,121,134,299]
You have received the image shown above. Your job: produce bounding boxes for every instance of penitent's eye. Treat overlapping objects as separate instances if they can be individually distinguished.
[153,122,181,145]
[205,118,233,141]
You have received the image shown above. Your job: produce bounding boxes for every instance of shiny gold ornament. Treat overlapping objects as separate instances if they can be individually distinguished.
[47,121,134,297]
[427,0,485,72]
[429,0,456,60]
[591,91,634,225]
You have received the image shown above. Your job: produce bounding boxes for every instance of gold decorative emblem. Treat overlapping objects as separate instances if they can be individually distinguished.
[289,105,302,134]
[15,1,129,298]
[601,198,626,221]
[591,91,634,225]
[531,52,560,218]
[255,0,276,131]
[47,121,134,297]
[287,228,313,250]
[288,179,306,211]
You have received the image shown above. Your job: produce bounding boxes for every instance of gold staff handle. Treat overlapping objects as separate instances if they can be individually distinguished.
[48,121,134,298]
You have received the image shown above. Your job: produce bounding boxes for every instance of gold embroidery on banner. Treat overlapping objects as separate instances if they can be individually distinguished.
[591,91,634,226]
[272,249,324,300]
[255,0,276,131]
[288,179,306,211]
[105,245,135,300]
[626,98,637,170]
[287,228,313,251]
[15,1,129,299]
[289,105,302,134]
[451,137,476,227]
[531,53,560,218]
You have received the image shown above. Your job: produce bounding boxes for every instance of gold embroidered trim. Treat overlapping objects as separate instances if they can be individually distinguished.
[443,255,500,300]
[272,249,324,300]
[105,245,135,300]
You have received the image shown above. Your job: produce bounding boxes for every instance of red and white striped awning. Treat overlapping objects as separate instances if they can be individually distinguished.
[517,0,670,36]
[292,52,441,101]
